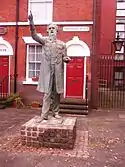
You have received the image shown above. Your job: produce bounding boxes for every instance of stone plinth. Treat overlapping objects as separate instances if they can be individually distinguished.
[20,116,77,149]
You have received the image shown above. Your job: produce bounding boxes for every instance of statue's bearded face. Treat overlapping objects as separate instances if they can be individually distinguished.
[47,24,58,37]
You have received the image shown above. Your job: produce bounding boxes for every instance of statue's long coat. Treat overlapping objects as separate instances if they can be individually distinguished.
[31,34,68,94]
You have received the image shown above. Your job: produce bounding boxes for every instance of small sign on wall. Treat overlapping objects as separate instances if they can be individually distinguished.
[0,37,13,55]
[0,44,9,55]
[63,26,90,32]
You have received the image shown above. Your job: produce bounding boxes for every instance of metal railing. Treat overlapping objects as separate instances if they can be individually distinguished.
[98,56,125,109]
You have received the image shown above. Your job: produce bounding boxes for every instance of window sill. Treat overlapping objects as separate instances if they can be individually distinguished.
[23,80,38,85]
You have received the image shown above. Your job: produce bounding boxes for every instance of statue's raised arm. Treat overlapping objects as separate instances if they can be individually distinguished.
[28,11,45,45]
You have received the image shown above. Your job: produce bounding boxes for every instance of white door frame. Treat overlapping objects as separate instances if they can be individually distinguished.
[64,36,90,99]
[0,37,13,94]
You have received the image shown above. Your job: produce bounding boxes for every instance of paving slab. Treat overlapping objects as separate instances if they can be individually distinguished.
[0,108,125,167]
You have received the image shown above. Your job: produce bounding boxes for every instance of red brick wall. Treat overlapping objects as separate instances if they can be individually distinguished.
[93,0,116,58]
[0,0,28,22]
[0,0,16,21]
[19,0,28,21]
[53,0,93,21]
[99,0,116,85]
[100,0,116,55]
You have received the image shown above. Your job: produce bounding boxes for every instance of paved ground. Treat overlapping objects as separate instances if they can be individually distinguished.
[0,108,125,167]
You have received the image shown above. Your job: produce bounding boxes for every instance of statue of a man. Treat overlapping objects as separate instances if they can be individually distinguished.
[28,12,71,122]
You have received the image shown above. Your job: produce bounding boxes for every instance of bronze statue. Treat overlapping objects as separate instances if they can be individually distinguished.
[28,11,71,122]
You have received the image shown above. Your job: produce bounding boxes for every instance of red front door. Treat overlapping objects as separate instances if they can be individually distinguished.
[66,57,84,99]
[0,56,9,95]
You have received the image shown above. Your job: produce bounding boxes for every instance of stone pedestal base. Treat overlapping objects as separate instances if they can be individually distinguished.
[20,116,77,149]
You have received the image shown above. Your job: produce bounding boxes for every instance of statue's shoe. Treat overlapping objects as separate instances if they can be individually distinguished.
[53,114,62,119]
[36,117,48,123]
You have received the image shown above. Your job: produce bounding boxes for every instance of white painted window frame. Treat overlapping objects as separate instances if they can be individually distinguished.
[23,35,43,85]
[23,44,42,85]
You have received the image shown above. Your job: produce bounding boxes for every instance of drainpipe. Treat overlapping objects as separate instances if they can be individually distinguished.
[91,0,100,109]
[14,0,19,93]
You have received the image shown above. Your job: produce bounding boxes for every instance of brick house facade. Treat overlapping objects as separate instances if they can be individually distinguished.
[0,0,117,108]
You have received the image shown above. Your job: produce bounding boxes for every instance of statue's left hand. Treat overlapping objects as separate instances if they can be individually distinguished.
[63,57,71,63]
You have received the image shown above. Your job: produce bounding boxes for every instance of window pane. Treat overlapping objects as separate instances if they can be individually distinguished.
[36,54,41,61]
[27,45,42,79]
[117,2,125,9]
[45,2,52,21]
[115,45,124,53]
[31,2,45,21]
[115,72,124,79]
[114,80,124,86]
[116,24,125,31]
[117,32,125,39]
[114,54,124,60]
[29,53,35,61]
[117,10,125,16]
[29,71,35,78]
[29,46,35,53]
[36,46,42,53]
[36,71,40,76]
[29,63,35,70]
[30,1,52,22]
[36,63,41,70]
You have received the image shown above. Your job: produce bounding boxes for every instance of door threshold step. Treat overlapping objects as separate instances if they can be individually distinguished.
[60,104,88,110]
[60,98,87,105]
[60,109,88,115]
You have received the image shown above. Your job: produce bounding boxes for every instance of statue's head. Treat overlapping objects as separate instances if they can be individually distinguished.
[47,23,58,38]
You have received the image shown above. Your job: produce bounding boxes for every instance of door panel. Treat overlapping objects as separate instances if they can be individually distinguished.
[66,57,84,99]
[0,56,9,95]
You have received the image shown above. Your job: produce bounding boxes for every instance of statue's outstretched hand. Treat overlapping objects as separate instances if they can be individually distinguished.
[28,11,33,22]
